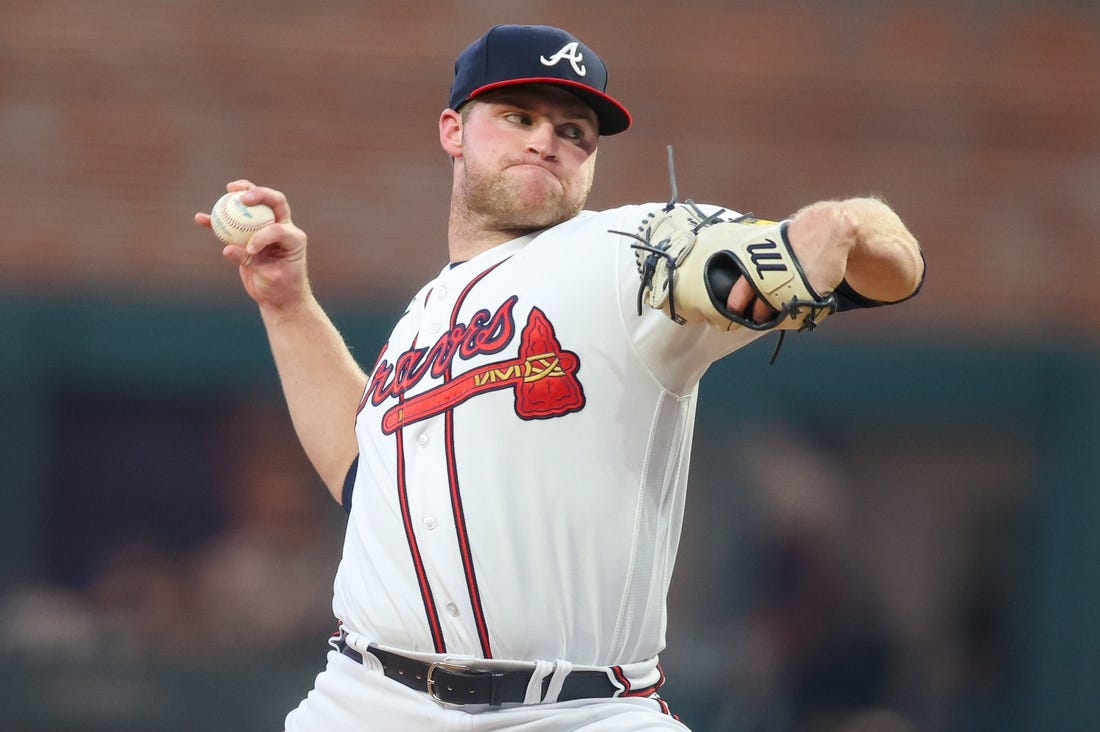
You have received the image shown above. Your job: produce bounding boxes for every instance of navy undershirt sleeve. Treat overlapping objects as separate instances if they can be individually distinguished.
[341,455,359,514]
[833,279,881,312]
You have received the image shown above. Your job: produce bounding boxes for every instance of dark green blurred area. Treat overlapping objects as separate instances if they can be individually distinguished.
[0,652,320,732]
[2,295,1098,732]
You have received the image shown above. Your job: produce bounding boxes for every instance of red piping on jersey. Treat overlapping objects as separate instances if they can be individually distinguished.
[443,259,511,659]
[612,663,666,698]
[443,407,493,658]
[611,665,629,693]
[394,326,448,654]
[356,337,446,645]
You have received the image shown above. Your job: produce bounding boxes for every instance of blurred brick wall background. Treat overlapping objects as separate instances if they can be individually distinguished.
[3,3,1100,731]
[2,0,1097,339]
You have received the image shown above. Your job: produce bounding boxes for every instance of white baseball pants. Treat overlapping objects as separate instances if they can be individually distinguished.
[284,650,691,731]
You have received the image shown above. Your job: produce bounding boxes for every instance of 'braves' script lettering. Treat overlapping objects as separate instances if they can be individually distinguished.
[379,306,586,433]
[368,296,518,406]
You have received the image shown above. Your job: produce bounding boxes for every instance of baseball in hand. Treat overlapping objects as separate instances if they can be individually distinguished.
[209,190,275,247]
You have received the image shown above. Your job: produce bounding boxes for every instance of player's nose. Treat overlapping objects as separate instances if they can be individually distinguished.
[525,120,558,159]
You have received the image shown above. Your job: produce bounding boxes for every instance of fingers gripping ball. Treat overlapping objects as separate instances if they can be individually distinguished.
[210,191,275,248]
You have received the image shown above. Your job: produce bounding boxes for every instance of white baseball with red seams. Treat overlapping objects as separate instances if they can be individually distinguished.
[331,203,763,702]
[209,190,275,247]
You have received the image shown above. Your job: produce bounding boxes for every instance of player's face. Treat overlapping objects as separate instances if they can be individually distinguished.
[453,85,599,232]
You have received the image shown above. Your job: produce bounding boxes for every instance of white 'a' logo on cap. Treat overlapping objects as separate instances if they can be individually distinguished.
[540,42,586,76]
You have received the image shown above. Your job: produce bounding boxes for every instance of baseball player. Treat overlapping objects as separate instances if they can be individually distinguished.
[194,24,924,731]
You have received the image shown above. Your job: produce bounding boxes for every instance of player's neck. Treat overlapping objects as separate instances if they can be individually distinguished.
[447,206,538,264]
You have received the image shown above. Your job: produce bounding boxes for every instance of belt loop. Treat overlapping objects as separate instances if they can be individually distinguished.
[523,660,555,705]
[542,660,574,704]
[329,624,348,653]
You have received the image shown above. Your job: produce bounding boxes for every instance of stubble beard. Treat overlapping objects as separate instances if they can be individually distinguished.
[458,161,593,234]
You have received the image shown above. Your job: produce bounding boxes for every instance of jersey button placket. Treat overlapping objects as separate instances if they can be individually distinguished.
[416,278,473,642]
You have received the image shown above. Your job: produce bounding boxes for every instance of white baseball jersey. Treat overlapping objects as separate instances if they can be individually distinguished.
[333,203,762,690]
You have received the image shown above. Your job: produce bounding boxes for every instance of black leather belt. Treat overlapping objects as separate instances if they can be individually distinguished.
[336,640,619,707]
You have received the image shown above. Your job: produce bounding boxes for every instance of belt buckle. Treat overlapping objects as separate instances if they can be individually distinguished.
[426,660,475,706]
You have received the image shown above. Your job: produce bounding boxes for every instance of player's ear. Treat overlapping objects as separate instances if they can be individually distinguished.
[439,108,463,158]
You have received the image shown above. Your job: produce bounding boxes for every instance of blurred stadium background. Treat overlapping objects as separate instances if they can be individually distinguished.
[1,1,1098,730]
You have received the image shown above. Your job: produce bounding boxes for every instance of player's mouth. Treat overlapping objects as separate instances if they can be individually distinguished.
[506,162,562,184]
[508,161,555,173]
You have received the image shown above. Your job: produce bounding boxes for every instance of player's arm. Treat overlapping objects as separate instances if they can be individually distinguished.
[726,197,924,321]
[792,196,923,303]
[258,295,367,501]
[195,181,367,501]
[625,196,922,334]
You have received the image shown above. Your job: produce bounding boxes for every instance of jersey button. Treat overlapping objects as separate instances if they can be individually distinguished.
[423,516,437,530]
[417,434,429,447]
[446,603,460,617]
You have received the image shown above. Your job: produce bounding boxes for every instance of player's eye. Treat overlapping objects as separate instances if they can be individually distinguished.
[560,125,584,142]
[503,112,532,126]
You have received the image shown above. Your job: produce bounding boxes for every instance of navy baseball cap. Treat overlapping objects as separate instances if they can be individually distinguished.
[449,24,632,136]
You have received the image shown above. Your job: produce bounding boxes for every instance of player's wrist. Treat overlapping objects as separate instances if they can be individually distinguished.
[257,286,320,325]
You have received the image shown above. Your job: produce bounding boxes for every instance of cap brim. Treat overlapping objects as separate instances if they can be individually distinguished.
[464,78,632,136]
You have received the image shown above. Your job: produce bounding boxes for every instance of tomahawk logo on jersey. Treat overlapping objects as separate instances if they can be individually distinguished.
[367,297,587,433]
